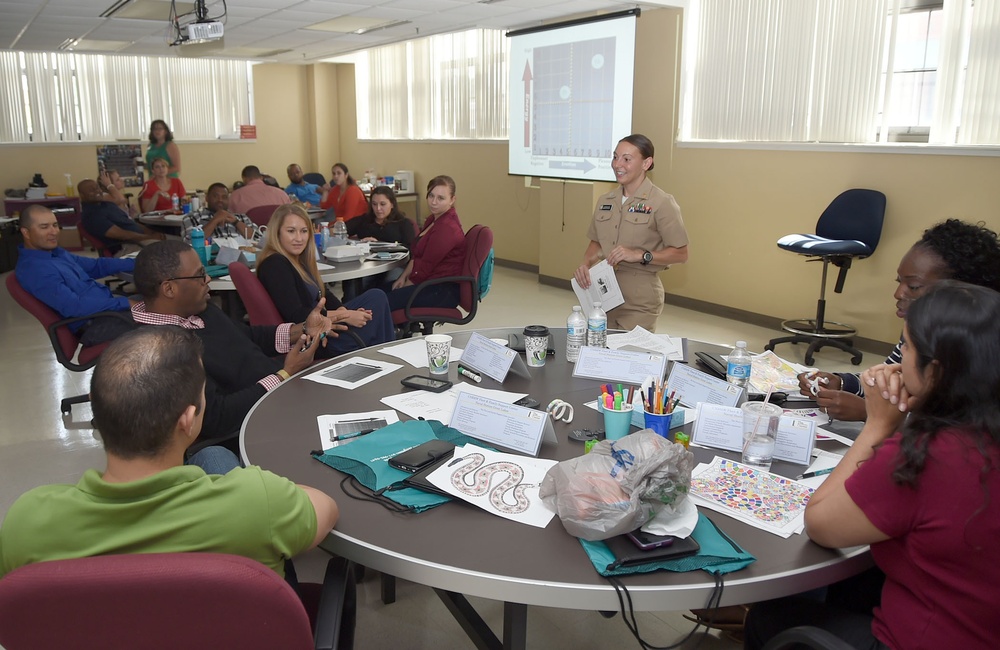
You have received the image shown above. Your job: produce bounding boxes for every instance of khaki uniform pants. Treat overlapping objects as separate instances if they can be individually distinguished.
[607,268,663,331]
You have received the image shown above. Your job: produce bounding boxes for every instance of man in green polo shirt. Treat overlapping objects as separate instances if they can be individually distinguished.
[0,326,339,579]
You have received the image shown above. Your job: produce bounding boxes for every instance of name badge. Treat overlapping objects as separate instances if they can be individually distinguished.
[600,204,612,211]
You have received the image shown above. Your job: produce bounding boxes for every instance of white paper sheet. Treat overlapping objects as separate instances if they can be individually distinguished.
[426,444,557,528]
[796,449,846,488]
[315,410,400,451]
[378,338,464,369]
[570,259,624,312]
[303,357,402,389]
[607,326,685,361]
[380,383,527,422]
[689,457,813,537]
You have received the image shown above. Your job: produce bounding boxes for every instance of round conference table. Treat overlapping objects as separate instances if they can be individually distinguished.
[209,255,406,292]
[240,327,871,650]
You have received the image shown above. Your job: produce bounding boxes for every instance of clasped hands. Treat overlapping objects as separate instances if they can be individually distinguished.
[797,364,915,424]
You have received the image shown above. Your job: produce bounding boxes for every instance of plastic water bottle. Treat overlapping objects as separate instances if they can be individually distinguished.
[171,193,180,213]
[566,305,587,362]
[333,217,348,244]
[586,301,607,348]
[320,222,330,250]
[190,228,206,263]
[726,340,752,388]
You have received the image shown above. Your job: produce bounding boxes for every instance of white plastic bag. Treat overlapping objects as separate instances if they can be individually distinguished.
[538,431,694,541]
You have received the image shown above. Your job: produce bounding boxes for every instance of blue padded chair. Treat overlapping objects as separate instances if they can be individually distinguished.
[303,172,326,186]
[765,189,886,366]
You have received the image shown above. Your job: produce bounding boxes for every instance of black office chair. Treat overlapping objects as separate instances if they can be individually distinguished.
[765,189,886,366]
[761,626,856,650]
[303,172,326,186]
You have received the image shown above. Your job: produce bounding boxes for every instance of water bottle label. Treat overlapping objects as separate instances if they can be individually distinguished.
[727,362,751,379]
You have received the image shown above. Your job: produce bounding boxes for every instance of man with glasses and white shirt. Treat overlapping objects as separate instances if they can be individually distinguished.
[129,240,344,449]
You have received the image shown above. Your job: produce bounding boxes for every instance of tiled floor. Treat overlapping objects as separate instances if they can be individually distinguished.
[0,264,867,649]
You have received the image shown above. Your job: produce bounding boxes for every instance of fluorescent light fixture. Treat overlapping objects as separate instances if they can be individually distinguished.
[61,38,133,51]
[352,20,411,35]
[305,16,390,34]
[101,0,195,21]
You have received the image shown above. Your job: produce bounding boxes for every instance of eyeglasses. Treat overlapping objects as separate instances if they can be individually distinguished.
[164,269,209,283]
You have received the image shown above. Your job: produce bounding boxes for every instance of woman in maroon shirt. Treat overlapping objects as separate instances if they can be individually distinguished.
[380,175,464,311]
[746,281,1000,649]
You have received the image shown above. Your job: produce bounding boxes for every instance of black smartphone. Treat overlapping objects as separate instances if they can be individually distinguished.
[400,375,452,393]
[627,530,677,551]
[388,440,456,473]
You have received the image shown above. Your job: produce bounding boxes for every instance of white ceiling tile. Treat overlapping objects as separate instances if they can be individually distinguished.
[3,0,640,61]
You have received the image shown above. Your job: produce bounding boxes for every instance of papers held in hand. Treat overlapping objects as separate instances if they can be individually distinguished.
[570,260,624,313]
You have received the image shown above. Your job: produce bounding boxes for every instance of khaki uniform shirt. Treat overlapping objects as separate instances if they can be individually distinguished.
[586,177,688,273]
[586,177,689,330]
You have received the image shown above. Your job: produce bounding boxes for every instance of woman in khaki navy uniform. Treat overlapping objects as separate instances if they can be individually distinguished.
[574,134,689,331]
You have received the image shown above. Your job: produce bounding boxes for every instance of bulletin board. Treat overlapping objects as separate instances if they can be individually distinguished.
[96,144,144,187]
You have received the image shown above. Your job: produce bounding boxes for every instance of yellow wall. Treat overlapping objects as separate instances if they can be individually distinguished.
[333,65,540,267]
[530,8,1000,345]
[0,64,318,195]
[7,11,1000,346]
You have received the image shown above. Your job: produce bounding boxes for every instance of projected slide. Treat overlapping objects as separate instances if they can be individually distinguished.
[532,38,616,159]
[509,13,636,182]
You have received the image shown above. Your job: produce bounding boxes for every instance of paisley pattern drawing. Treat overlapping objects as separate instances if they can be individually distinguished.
[449,453,535,514]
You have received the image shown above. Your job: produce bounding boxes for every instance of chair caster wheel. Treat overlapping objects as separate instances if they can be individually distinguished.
[851,354,863,365]
[805,354,815,366]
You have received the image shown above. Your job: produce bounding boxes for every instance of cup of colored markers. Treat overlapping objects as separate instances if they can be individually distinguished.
[599,384,634,441]
[642,382,681,440]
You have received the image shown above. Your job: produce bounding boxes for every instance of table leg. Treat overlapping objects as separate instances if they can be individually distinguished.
[502,601,527,650]
[380,572,397,604]
[434,589,527,650]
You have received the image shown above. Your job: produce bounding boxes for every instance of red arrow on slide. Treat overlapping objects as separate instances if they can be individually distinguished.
[522,61,532,148]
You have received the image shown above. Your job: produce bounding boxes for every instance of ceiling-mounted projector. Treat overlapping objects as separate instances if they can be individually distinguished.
[183,21,224,44]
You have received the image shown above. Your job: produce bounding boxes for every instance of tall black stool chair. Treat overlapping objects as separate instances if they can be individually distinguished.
[765,189,886,366]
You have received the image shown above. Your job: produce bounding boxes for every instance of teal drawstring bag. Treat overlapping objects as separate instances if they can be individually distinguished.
[579,513,756,577]
[311,419,489,513]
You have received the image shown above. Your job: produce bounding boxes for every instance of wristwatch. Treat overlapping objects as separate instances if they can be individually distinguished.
[641,250,653,265]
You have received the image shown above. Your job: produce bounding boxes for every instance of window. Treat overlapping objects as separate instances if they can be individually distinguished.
[356,29,509,140]
[881,4,945,140]
[680,0,1000,147]
[0,51,253,144]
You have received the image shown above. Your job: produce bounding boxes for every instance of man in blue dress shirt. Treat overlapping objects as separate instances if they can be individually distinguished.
[15,204,136,345]
[284,164,324,205]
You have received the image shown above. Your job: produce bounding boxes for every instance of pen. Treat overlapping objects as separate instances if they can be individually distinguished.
[329,428,377,442]
[457,365,482,383]
[797,467,835,480]
[299,331,328,353]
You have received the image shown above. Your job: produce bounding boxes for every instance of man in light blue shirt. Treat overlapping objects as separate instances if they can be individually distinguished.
[15,204,136,345]
[284,163,323,205]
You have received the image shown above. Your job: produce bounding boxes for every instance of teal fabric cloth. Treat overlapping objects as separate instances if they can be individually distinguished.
[311,420,488,512]
[579,513,756,577]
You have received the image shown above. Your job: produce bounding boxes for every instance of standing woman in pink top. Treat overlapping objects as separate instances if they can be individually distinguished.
[379,175,464,312]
